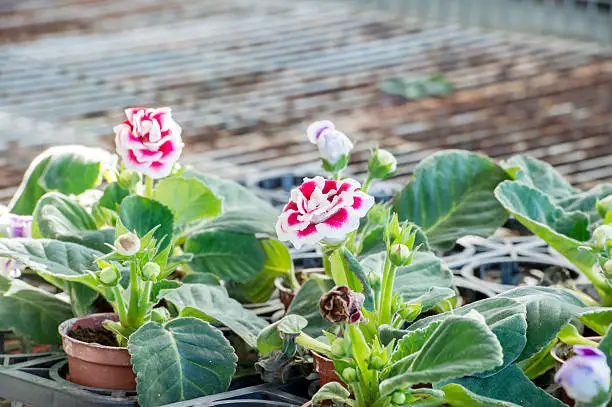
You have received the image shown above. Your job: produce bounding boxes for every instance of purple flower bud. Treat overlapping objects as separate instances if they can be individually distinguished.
[0,213,33,238]
[554,345,611,403]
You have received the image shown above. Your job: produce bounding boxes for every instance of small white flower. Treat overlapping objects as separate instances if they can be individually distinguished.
[115,233,141,256]
[593,225,612,249]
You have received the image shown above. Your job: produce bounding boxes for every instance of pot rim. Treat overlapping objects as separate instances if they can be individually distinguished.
[274,268,326,293]
[59,312,127,351]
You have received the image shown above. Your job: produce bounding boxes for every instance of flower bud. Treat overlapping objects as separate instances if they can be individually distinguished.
[554,345,611,403]
[369,355,385,371]
[368,149,397,180]
[604,260,612,278]
[306,121,354,168]
[597,195,612,219]
[593,225,612,249]
[398,303,421,322]
[151,307,171,323]
[141,262,161,281]
[115,233,140,256]
[391,391,407,405]
[98,266,120,286]
[342,367,358,383]
[389,244,412,266]
[117,170,141,189]
[319,286,365,324]
[331,338,347,358]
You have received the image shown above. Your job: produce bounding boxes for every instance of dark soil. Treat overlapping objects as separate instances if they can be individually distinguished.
[69,326,119,347]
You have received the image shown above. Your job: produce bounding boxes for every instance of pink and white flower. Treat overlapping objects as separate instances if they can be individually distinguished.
[307,121,354,166]
[276,176,374,249]
[114,107,183,179]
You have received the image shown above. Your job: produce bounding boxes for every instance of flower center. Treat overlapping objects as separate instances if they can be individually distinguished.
[299,187,341,224]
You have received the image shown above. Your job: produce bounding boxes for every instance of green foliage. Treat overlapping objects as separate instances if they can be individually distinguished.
[0,275,72,344]
[128,317,237,407]
[9,146,113,215]
[162,283,269,348]
[119,196,174,251]
[393,150,508,251]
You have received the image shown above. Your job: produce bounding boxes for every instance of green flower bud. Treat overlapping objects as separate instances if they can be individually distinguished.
[368,148,397,180]
[331,338,347,358]
[604,260,612,277]
[98,266,120,286]
[397,303,421,322]
[368,355,384,370]
[115,233,140,256]
[391,391,407,405]
[342,367,358,383]
[141,262,161,281]
[593,225,612,249]
[389,243,412,266]
[597,195,612,219]
[369,272,382,291]
[151,307,171,323]
[117,170,141,189]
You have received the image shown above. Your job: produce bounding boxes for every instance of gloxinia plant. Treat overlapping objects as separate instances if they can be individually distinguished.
[0,107,290,358]
[261,198,520,406]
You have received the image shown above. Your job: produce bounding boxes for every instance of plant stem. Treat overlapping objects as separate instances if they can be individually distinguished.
[138,281,153,320]
[295,333,331,357]
[329,248,349,286]
[126,261,141,328]
[111,286,128,323]
[379,256,397,325]
[145,176,153,198]
[286,268,301,290]
[362,175,373,193]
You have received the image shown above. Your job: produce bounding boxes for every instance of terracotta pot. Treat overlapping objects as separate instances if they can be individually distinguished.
[59,313,136,390]
[312,351,344,387]
[275,268,326,311]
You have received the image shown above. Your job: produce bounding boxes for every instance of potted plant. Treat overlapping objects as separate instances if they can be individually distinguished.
[0,107,295,406]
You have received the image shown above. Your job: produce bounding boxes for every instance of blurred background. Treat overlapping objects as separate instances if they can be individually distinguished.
[1,0,612,199]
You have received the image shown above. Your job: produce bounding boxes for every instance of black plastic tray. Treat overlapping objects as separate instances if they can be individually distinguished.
[0,351,309,407]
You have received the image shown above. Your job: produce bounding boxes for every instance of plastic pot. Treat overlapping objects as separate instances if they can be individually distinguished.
[58,313,136,390]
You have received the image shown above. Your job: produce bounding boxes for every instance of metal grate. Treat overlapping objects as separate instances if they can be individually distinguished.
[0,0,611,195]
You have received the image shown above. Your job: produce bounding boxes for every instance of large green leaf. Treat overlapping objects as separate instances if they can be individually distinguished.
[0,275,73,344]
[128,317,237,407]
[393,150,508,250]
[495,181,596,273]
[578,307,612,335]
[442,365,567,407]
[500,286,586,361]
[119,196,174,250]
[162,283,268,348]
[394,251,453,301]
[32,192,114,253]
[557,183,612,225]
[9,146,113,215]
[380,314,503,396]
[226,239,292,303]
[312,383,352,407]
[403,297,527,376]
[185,230,265,281]
[98,182,129,212]
[182,170,279,236]
[440,383,522,407]
[152,177,222,226]
[501,154,579,199]
[287,278,335,338]
[0,239,101,285]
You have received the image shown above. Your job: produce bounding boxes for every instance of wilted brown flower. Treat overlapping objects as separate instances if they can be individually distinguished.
[319,286,364,324]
